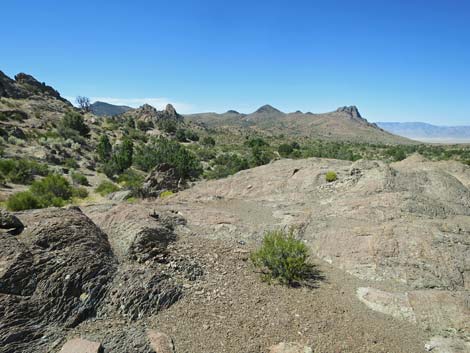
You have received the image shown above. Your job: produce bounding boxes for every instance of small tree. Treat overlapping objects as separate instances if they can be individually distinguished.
[97,135,112,162]
[76,96,91,112]
[278,143,293,157]
[112,138,133,172]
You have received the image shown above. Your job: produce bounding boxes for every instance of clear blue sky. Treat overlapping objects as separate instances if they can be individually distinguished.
[2,0,469,124]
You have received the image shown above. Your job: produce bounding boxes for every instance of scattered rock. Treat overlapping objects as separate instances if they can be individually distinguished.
[59,338,102,353]
[147,330,175,353]
[269,342,313,353]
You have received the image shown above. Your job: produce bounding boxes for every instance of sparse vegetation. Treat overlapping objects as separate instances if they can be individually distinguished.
[0,158,50,184]
[57,111,90,140]
[71,171,89,186]
[95,180,120,196]
[251,229,314,286]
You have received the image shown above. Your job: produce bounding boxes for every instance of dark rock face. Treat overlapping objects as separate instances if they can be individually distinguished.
[0,209,24,235]
[101,268,182,321]
[0,70,70,104]
[138,163,184,198]
[0,207,117,353]
[336,105,362,119]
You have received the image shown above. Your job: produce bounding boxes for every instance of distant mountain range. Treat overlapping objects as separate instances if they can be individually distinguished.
[90,101,132,116]
[185,105,413,144]
[376,122,470,143]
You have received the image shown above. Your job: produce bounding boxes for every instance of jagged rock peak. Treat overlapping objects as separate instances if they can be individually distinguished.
[254,104,282,114]
[165,103,177,116]
[336,105,362,119]
[0,70,70,104]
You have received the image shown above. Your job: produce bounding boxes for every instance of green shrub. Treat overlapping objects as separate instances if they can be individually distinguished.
[251,229,313,286]
[0,158,49,184]
[160,190,174,198]
[112,138,134,172]
[134,138,202,179]
[72,187,89,198]
[325,171,337,182]
[95,180,120,196]
[158,119,177,134]
[201,136,216,146]
[246,137,269,148]
[63,158,80,169]
[6,174,86,211]
[58,111,90,137]
[176,128,188,142]
[97,135,112,162]
[278,143,294,157]
[116,169,144,190]
[136,119,154,131]
[251,146,273,166]
[7,191,41,211]
[205,153,249,179]
[71,171,89,186]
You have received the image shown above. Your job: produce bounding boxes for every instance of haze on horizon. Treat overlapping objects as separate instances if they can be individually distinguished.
[2,0,469,125]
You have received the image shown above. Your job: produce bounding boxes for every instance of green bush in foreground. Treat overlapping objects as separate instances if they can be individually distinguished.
[95,180,120,196]
[325,171,337,182]
[0,158,49,184]
[251,229,313,286]
[6,174,86,211]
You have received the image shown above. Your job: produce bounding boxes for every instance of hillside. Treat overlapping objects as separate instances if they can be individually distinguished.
[186,105,414,144]
[90,101,132,116]
[377,122,470,143]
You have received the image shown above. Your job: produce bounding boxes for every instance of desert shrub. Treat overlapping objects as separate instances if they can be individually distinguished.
[58,111,90,140]
[185,130,199,141]
[0,158,49,184]
[134,138,202,179]
[116,169,144,190]
[251,146,273,166]
[61,111,90,136]
[278,143,294,157]
[201,136,216,146]
[7,191,41,211]
[95,180,120,196]
[160,190,174,198]
[136,120,154,131]
[246,137,269,148]
[325,171,337,182]
[206,153,249,179]
[63,158,80,169]
[71,171,89,186]
[6,174,85,211]
[158,119,177,134]
[291,141,300,150]
[251,229,313,285]
[72,187,89,198]
[113,138,134,171]
[97,135,112,162]
[176,128,188,142]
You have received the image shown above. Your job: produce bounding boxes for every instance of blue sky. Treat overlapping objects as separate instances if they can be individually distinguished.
[2,0,470,124]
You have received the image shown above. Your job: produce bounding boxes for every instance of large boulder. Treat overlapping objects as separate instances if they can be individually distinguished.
[0,207,117,353]
[0,209,24,235]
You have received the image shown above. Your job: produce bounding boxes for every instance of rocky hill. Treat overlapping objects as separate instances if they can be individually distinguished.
[186,105,414,144]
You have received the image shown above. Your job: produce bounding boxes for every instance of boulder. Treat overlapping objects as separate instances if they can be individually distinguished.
[59,338,102,353]
[147,330,175,353]
[0,209,24,235]
[0,207,117,353]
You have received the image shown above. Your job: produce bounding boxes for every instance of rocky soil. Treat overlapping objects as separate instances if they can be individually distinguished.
[1,155,469,353]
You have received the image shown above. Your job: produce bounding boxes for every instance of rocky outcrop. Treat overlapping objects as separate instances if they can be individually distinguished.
[59,338,103,353]
[137,163,184,198]
[0,209,24,235]
[121,103,183,126]
[0,207,116,353]
[269,342,313,353]
[0,70,70,104]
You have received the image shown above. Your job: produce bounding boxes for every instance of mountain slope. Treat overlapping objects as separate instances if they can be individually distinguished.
[377,122,470,142]
[186,105,414,144]
[90,101,132,116]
